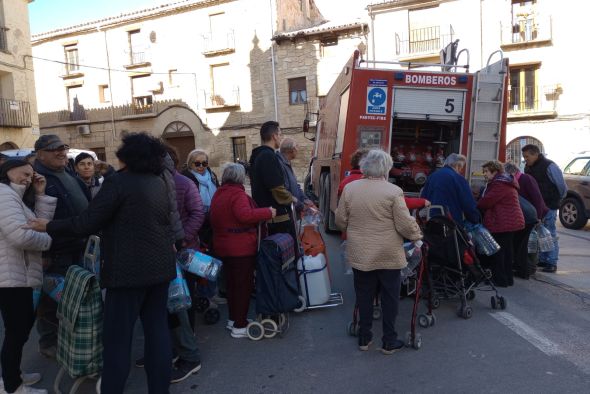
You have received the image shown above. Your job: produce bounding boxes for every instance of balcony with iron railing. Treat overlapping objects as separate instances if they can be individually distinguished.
[0,98,32,128]
[61,60,85,79]
[395,25,454,58]
[501,15,552,49]
[0,26,8,53]
[508,85,559,119]
[202,30,235,56]
[203,87,240,110]
[124,48,152,69]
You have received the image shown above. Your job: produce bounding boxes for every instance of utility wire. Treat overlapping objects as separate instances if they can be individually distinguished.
[27,55,197,76]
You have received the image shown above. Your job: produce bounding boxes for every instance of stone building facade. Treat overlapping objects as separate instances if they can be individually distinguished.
[31,0,367,180]
[0,0,39,150]
[366,0,590,167]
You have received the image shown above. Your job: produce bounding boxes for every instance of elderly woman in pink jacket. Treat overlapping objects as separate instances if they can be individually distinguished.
[0,160,56,394]
[336,149,422,355]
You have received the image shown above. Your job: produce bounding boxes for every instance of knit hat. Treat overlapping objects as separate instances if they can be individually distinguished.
[75,152,94,165]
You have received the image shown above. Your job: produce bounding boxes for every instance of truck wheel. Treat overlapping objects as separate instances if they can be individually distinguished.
[559,197,587,229]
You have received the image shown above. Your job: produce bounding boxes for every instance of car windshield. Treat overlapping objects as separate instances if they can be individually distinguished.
[564,158,590,175]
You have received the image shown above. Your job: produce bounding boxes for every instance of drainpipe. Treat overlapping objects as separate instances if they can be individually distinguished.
[269,0,279,122]
[480,0,484,68]
[368,5,376,66]
[98,25,117,139]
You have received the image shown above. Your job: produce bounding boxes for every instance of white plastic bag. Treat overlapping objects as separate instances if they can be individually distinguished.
[340,240,352,275]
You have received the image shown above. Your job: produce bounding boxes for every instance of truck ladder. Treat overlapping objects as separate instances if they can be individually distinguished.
[467,51,508,188]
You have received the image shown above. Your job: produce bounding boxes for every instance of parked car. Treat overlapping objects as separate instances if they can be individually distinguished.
[559,155,590,229]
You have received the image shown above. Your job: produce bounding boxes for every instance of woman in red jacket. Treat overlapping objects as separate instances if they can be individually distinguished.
[210,163,276,338]
[477,160,525,287]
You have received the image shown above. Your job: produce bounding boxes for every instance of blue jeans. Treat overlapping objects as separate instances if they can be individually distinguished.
[540,209,559,266]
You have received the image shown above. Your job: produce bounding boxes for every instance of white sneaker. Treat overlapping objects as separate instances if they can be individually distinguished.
[226,320,234,330]
[21,373,41,386]
[13,384,48,394]
[230,327,248,338]
[226,319,252,330]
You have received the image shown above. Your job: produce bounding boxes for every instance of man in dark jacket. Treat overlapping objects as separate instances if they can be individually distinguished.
[33,134,90,357]
[522,144,567,273]
[249,121,296,237]
[421,153,480,225]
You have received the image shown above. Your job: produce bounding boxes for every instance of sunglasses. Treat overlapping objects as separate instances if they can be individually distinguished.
[193,161,208,167]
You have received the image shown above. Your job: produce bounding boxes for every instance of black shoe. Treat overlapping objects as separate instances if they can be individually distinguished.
[170,359,202,383]
[381,339,404,355]
[537,262,549,268]
[542,265,557,273]
[358,336,373,351]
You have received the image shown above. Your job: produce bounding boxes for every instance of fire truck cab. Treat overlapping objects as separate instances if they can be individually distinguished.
[306,49,509,232]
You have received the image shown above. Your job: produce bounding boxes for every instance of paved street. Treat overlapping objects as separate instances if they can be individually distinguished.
[4,223,590,393]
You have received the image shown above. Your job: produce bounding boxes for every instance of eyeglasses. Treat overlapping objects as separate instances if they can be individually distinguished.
[193,161,208,167]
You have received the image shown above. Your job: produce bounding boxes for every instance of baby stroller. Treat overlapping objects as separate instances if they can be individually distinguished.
[246,233,302,340]
[422,206,506,319]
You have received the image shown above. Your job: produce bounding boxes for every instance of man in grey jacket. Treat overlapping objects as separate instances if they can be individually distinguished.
[277,138,312,214]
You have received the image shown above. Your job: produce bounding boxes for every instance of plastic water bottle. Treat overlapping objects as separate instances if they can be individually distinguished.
[527,229,538,253]
[168,265,192,313]
[177,249,223,281]
[42,274,65,302]
[537,224,555,253]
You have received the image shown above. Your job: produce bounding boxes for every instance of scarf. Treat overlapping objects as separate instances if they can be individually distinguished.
[192,169,217,209]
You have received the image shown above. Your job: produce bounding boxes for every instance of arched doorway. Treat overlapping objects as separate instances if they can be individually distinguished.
[506,136,544,169]
[162,121,195,169]
[0,141,19,151]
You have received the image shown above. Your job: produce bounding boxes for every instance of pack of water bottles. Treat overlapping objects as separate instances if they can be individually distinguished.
[167,264,192,313]
[42,274,65,302]
[176,249,223,281]
[401,241,423,280]
[527,228,538,253]
[536,224,554,253]
[466,223,501,256]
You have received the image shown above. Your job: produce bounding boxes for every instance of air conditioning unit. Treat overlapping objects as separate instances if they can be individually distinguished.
[77,125,91,135]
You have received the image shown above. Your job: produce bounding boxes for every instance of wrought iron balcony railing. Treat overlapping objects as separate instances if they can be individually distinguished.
[0,26,8,52]
[501,15,552,46]
[508,85,559,114]
[395,25,454,57]
[0,98,32,128]
[202,30,235,54]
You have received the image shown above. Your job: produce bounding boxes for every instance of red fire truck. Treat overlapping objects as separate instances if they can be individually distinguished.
[305,49,509,232]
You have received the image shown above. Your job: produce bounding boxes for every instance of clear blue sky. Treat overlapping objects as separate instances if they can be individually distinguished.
[28,0,365,35]
[29,0,163,34]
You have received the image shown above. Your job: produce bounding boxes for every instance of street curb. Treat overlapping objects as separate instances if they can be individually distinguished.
[557,229,590,242]
[533,271,590,303]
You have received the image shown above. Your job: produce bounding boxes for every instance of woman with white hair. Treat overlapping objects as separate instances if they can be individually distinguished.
[336,149,422,354]
[209,163,276,338]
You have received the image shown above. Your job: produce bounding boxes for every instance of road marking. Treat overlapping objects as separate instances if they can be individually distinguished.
[489,312,564,356]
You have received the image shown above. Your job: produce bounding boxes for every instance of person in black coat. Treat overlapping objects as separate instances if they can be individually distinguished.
[26,133,176,394]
